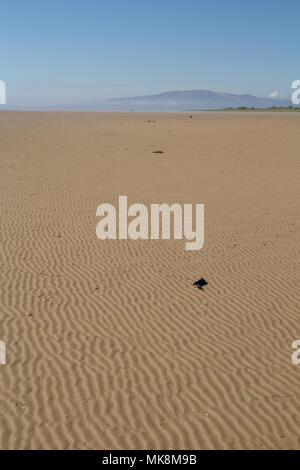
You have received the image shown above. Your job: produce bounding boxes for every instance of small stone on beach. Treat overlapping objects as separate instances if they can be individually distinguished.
[193,278,208,290]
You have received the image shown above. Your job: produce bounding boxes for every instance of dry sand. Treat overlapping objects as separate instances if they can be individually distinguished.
[0,111,299,449]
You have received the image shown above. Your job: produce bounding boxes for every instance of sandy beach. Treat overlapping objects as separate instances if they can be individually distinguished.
[0,111,299,449]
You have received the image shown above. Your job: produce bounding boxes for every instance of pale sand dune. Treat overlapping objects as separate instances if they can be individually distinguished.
[0,111,299,449]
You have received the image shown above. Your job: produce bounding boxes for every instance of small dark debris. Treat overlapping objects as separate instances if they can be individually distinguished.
[189,115,193,118]
[193,278,208,290]
[152,150,164,154]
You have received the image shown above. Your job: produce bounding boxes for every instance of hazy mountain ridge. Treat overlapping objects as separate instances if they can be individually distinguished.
[1,89,295,111]
[101,89,293,111]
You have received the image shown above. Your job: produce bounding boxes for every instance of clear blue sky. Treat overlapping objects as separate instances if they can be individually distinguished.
[1,0,299,106]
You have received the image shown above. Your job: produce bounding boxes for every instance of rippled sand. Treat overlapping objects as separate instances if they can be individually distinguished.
[0,111,299,449]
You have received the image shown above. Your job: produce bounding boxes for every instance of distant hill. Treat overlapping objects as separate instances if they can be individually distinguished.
[99,89,293,111]
[1,89,296,111]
